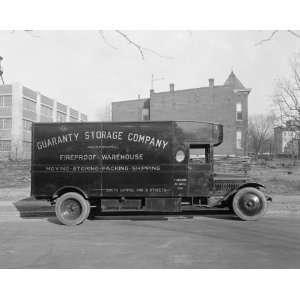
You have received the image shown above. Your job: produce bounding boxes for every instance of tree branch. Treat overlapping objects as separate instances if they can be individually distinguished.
[115,30,145,59]
[255,30,279,46]
[10,30,40,38]
[98,30,118,50]
[142,47,173,60]
[255,30,300,46]
[115,30,173,60]
[10,30,173,60]
[287,30,300,39]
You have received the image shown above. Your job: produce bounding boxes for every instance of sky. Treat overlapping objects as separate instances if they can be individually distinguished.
[1,30,300,121]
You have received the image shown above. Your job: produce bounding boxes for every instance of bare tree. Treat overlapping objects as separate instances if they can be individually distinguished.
[272,56,300,161]
[273,54,300,128]
[248,114,275,158]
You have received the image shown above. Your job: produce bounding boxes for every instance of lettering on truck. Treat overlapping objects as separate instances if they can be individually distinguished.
[36,131,169,151]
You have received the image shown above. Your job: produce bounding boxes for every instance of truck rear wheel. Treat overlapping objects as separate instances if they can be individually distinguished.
[232,187,267,221]
[55,192,90,226]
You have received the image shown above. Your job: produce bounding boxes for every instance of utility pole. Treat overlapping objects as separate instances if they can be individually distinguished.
[0,56,4,84]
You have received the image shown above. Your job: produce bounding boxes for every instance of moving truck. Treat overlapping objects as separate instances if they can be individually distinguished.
[31,121,271,225]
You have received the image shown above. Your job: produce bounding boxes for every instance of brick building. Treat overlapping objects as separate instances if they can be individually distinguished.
[274,122,300,156]
[112,71,250,155]
[0,82,88,160]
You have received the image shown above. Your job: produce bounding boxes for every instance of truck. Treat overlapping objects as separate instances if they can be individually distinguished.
[31,120,271,225]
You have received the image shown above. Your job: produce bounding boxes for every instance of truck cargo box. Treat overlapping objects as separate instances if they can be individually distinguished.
[31,121,223,200]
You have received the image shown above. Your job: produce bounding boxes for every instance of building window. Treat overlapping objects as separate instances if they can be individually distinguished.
[0,140,11,152]
[236,102,242,121]
[23,119,32,131]
[56,111,67,122]
[40,105,53,117]
[69,116,78,122]
[0,118,12,129]
[57,102,67,113]
[236,130,242,149]
[23,98,36,112]
[70,108,79,119]
[0,95,12,107]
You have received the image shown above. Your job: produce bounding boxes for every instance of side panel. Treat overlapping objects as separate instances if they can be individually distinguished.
[31,122,175,199]
[31,123,103,198]
[100,122,173,197]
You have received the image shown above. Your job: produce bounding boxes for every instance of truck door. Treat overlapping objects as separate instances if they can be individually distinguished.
[188,145,213,196]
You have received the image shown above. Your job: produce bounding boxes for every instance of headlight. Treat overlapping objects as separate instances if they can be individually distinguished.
[175,150,185,162]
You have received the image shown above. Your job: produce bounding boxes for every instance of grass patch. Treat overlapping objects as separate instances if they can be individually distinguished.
[0,161,30,188]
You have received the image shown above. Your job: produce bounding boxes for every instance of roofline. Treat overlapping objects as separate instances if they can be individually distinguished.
[152,85,227,94]
[112,85,251,103]
[32,120,223,126]
[112,98,149,104]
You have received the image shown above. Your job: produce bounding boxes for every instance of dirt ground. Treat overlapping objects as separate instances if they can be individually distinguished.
[248,159,300,195]
[0,161,30,189]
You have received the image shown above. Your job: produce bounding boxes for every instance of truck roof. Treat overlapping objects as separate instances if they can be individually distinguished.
[33,120,221,126]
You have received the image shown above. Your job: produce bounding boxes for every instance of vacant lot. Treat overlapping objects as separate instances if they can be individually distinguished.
[0,161,30,189]
[248,159,300,195]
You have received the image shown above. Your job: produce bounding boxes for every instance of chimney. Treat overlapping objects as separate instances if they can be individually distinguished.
[209,78,214,88]
[169,83,175,92]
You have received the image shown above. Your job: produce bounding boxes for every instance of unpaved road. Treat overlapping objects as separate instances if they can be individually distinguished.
[0,213,299,268]
[0,187,299,268]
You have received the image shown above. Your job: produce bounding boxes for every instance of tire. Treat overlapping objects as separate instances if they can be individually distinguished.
[232,187,267,221]
[55,192,90,226]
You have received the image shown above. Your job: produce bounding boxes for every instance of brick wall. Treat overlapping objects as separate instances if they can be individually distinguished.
[111,73,250,156]
[150,86,246,155]
[112,99,146,121]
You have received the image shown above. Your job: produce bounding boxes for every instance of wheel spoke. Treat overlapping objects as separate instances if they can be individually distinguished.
[61,198,82,221]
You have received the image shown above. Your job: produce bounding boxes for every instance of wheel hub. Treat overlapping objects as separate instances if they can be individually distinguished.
[61,199,82,221]
[238,193,262,216]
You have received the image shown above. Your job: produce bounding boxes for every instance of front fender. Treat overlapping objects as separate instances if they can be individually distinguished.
[223,181,272,202]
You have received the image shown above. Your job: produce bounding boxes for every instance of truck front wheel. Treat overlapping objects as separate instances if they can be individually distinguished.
[232,187,267,221]
[55,192,90,225]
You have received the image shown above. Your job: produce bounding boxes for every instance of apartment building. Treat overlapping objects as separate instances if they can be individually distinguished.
[0,82,88,160]
[112,71,250,156]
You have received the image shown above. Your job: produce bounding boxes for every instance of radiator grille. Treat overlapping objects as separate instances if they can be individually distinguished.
[215,182,240,192]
